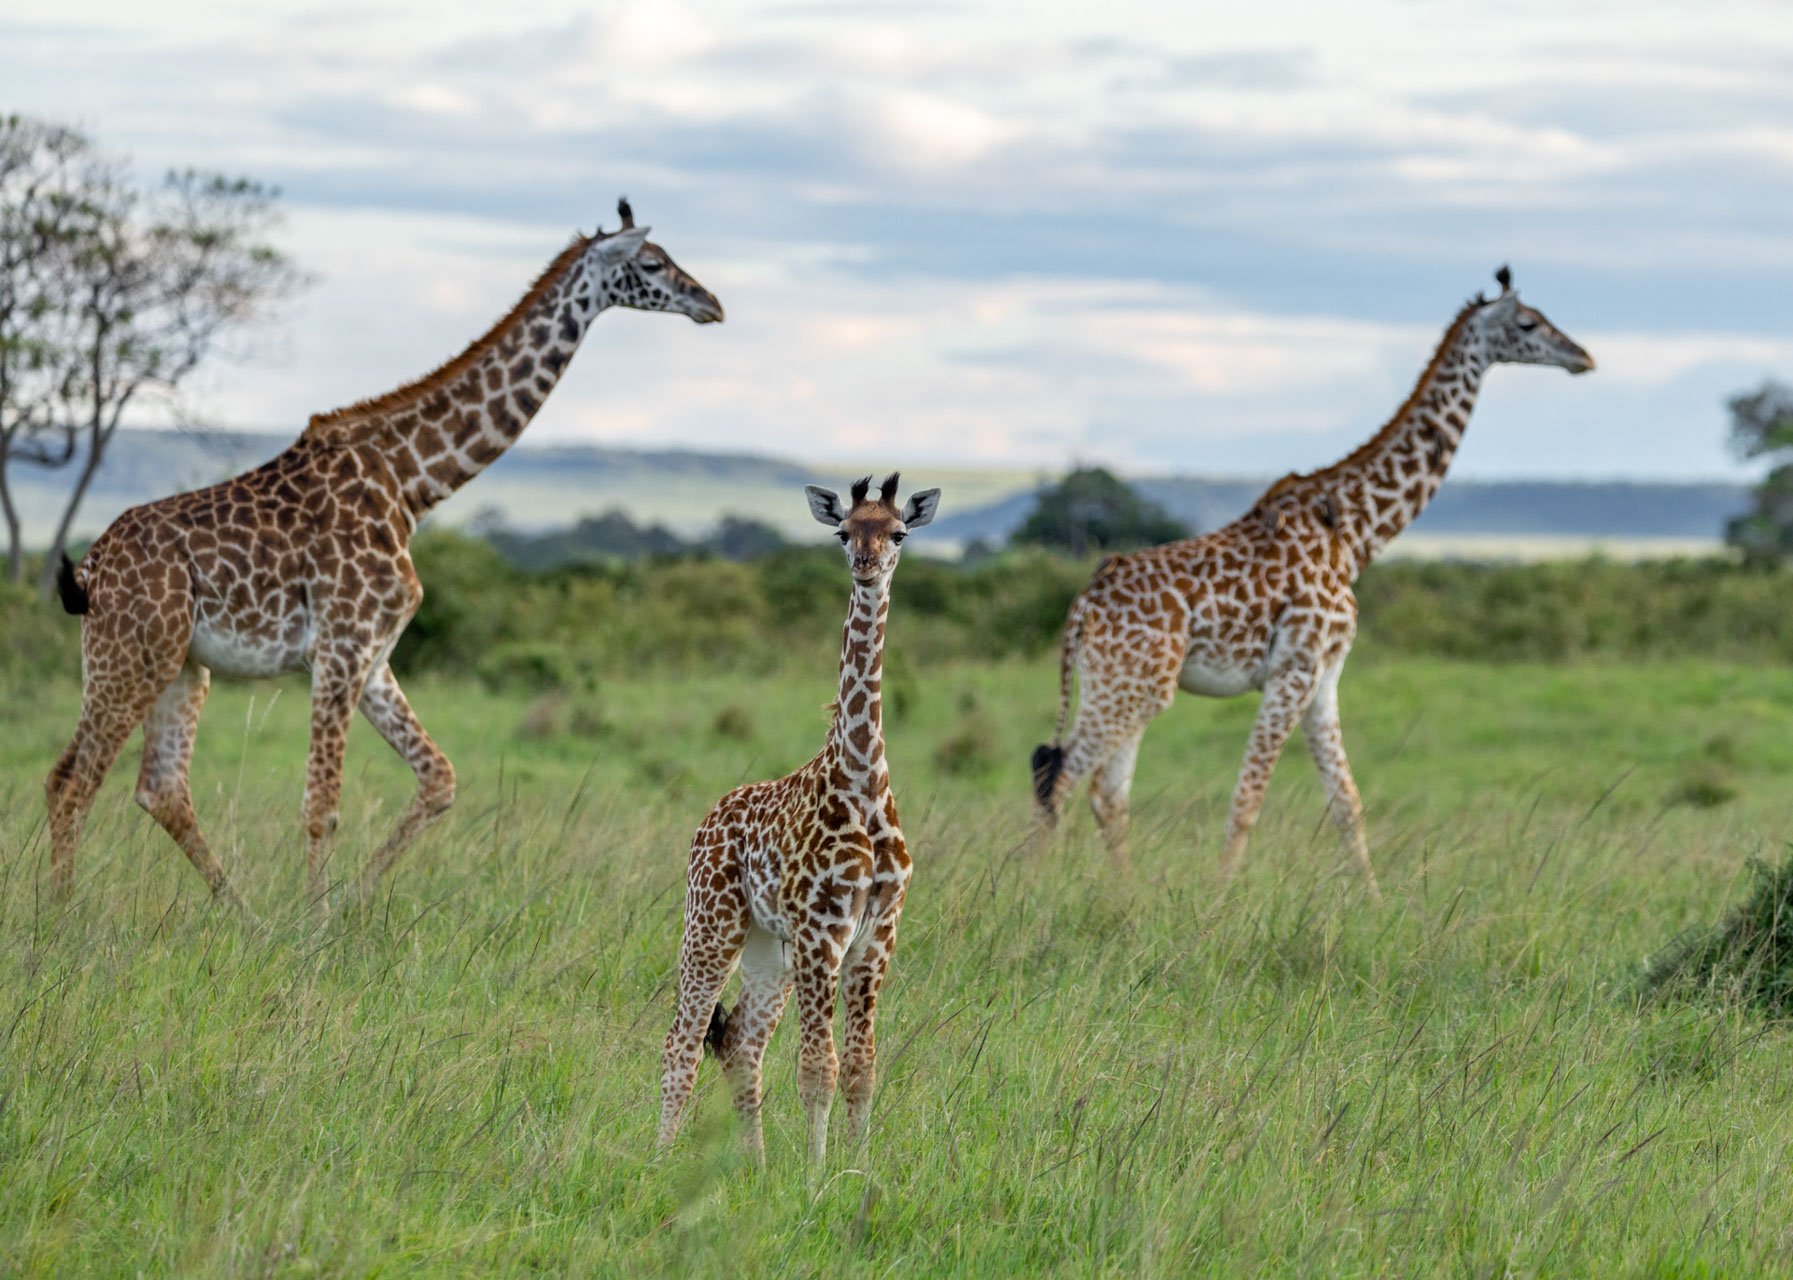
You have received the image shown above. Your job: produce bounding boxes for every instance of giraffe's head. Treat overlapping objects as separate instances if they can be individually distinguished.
[1471,265,1593,374]
[588,198,724,324]
[805,472,942,584]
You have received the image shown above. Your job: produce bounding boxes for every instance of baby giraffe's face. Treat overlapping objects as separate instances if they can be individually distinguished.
[805,473,942,584]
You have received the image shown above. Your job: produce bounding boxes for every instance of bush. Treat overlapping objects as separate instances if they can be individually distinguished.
[1642,855,1793,1016]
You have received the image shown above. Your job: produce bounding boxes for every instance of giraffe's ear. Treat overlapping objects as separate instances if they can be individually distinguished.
[595,225,651,264]
[805,485,846,526]
[901,488,941,528]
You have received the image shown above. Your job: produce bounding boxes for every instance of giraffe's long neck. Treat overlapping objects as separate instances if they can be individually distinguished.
[1314,306,1490,572]
[827,574,891,809]
[304,239,612,517]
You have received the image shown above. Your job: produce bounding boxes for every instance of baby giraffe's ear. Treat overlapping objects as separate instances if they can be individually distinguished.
[805,485,846,526]
[901,488,942,528]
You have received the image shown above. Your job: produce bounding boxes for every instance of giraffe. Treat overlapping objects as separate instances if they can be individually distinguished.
[658,473,941,1163]
[1031,267,1594,897]
[44,200,722,921]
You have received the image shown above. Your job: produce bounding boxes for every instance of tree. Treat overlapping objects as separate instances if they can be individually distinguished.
[0,116,89,581]
[1011,465,1191,556]
[0,116,307,591]
[1722,380,1793,566]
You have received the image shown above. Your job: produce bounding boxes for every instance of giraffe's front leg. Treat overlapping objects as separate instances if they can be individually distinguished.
[793,838,872,1163]
[841,823,909,1147]
[840,905,901,1146]
[1300,655,1381,901]
[354,662,456,901]
[1221,657,1320,882]
[302,647,377,926]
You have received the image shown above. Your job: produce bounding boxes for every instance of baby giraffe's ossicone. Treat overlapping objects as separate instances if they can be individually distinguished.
[658,473,941,1162]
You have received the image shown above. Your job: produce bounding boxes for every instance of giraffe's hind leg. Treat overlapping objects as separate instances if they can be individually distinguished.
[351,663,456,901]
[716,925,793,1161]
[45,581,190,903]
[135,661,251,914]
[1088,728,1146,871]
[659,850,748,1151]
[46,677,160,902]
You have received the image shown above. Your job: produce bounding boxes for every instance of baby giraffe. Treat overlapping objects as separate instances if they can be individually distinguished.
[658,473,940,1162]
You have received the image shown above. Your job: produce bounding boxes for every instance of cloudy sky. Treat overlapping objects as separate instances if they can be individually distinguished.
[5,0,1791,479]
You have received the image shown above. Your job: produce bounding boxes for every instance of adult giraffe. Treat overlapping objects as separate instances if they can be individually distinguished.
[45,200,722,921]
[1031,267,1593,897]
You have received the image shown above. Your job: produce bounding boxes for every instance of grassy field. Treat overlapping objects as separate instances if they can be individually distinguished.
[3,652,1793,1276]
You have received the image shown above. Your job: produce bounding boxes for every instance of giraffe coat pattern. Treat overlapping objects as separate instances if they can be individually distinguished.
[44,203,723,921]
[1033,270,1595,895]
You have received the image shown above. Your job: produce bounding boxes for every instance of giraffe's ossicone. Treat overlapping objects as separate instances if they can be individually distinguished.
[1032,267,1595,897]
[659,473,942,1163]
[44,200,723,922]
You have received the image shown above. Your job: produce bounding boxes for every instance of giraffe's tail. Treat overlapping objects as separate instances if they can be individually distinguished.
[1032,580,1094,808]
[55,553,88,616]
[703,1001,730,1058]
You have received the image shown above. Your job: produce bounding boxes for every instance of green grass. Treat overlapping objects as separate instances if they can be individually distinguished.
[4,655,1793,1276]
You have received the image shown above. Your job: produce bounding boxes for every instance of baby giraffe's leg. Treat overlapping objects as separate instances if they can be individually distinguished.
[717,926,793,1161]
[839,904,901,1146]
[793,838,872,1163]
[659,868,747,1150]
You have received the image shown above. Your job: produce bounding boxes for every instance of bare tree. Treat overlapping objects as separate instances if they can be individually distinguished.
[35,165,307,595]
[0,116,90,582]
[0,115,307,593]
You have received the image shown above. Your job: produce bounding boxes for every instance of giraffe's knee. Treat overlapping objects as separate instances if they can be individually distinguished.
[44,754,78,807]
[420,757,456,817]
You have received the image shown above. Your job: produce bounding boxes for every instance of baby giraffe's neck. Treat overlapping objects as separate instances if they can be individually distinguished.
[827,574,890,807]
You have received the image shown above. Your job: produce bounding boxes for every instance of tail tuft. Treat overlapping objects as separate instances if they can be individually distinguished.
[1031,743,1066,807]
[703,1002,730,1057]
[56,554,88,615]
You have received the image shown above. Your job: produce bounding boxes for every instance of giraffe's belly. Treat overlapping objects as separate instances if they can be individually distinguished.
[1177,650,1263,698]
[189,605,314,678]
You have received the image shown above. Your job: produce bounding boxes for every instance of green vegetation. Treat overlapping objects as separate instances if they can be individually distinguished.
[19,535,1793,698]
[4,649,1793,1275]
[1644,854,1793,1016]
[1722,380,1793,565]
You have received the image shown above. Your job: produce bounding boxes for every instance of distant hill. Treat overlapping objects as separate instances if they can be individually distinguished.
[6,427,1749,557]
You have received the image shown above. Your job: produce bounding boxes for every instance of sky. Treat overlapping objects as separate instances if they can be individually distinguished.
[4,0,1791,480]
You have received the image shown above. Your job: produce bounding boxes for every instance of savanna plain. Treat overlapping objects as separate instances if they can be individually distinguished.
[4,639,1793,1276]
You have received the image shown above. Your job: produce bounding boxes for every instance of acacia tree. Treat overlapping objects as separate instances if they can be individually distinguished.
[0,116,306,593]
[0,116,90,581]
[1722,381,1793,566]
[1012,465,1191,556]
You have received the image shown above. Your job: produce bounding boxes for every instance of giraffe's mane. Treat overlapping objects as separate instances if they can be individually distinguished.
[1257,296,1485,505]
[301,235,592,444]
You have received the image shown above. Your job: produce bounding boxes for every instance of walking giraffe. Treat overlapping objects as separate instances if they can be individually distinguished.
[1031,267,1594,897]
[658,474,941,1162]
[45,201,722,920]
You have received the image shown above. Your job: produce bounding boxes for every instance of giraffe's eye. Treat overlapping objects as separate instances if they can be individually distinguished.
[641,260,663,274]
[1517,318,1538,332]
[892,531,907,545]
[837,531,851,544]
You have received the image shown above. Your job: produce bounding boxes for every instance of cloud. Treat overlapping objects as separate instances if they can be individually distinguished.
[3,2,1789,481]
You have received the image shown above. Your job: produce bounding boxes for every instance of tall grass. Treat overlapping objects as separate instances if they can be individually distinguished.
[3,660,1792,1275]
